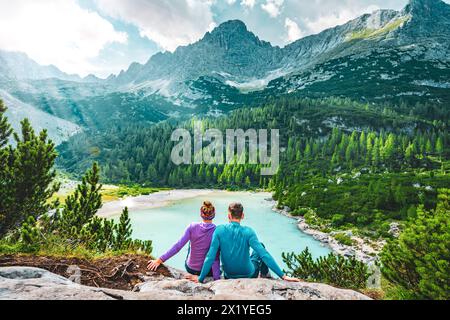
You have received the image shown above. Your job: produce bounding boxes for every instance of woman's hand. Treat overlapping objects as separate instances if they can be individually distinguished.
[185,274,200,283]
[282,275,301,282]
[147,258,163,271]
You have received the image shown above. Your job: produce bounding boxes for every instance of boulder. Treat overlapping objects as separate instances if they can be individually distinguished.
[138,278,371,300]
[0,267,117,300]
[0,267,371,300]
[388,223,401,237]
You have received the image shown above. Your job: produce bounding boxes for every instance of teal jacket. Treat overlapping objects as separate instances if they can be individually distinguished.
[198,222,285,283]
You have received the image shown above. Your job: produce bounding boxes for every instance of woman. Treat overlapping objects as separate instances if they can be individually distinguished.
[147,201,221,280]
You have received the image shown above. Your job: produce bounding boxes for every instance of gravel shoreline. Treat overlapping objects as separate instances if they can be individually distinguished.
[97,189,217,217]
[96,189,272,218]
[267,198,382,264]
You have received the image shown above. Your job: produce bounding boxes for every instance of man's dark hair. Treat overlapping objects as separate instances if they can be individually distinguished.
[228,202,244,219]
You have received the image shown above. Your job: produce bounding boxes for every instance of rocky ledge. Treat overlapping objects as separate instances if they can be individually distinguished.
[0,267,370,300]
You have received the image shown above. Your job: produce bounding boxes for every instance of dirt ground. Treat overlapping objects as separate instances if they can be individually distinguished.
[0,254,172,291]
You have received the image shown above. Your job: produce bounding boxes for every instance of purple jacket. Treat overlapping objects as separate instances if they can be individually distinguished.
[159,222,221,280]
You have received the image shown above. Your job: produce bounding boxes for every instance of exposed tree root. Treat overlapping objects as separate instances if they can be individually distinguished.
[0,254,172,291]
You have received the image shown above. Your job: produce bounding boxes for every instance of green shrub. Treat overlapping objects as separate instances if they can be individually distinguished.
[334,233,355,246]
[282,247,370,290]
[380,189,449,300]
[331,214,346,227]
[292,208,309,216]
[0,163,153,258]
[52,163,153,255]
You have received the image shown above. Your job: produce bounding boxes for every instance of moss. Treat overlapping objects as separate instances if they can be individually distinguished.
[347,28,376,41]
[100,185,167,202]
[346,16,411,41]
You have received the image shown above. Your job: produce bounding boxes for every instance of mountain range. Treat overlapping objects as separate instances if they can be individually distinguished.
[0,0,448,143]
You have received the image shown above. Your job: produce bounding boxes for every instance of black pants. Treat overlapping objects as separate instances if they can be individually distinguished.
[185,262,213,277]
[250,242,270,278]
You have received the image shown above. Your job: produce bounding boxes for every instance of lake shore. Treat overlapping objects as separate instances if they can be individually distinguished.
[97,188,381,263]
[97,189,272,218]
[269,201,382,264]
[97,189,215,217]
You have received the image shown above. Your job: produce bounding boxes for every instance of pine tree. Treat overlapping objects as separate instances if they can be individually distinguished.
[372,137,381,168]
[0,100,12,234]
[115,207,132,250]
[405,143,416,165]
[366,133,374,165]
[245,176,251,187]
[56,162,102,237]
[383,133,396,165]
[425,139,433,155]
[20,216,41,247]
[0,118,59,237]
[435,137,444,172]
[0,99,12,148]
[304,143,312,159]
[381,189,450,300]
[359,131,366,154]
[435,137,444,157]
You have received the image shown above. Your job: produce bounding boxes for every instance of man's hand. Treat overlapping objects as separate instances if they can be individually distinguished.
[147,258,162,271]
[282,275,301,282]
[185,274,200,283]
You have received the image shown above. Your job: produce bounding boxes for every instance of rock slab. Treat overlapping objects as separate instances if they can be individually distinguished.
[0,267,371,300]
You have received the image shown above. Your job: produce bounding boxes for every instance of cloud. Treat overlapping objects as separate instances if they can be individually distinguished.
[285,18,303,42]
[303,5,380,34]
[94,0,215,52]
[303,10,356,34]
[261,0,284,18]
[282,1,393,36]
[241,0,256,9]
[0,0,127,76]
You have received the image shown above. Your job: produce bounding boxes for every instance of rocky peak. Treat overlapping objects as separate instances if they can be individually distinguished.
[401,0,450,37]
[406,0,445,11]
[212,19,248,34]
[360,9,399,29]
[202,20,271,50]
[403,0,450,17]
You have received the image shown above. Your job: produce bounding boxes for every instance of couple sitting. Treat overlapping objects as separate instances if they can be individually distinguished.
[147,201,300,283]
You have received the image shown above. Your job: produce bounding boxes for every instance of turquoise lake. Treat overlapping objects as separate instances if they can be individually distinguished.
[124,192,331,273]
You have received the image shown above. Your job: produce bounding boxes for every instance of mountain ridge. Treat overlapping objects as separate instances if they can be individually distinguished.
[0,50,103,83]
[0,0,448,143]
[109,0,449,97]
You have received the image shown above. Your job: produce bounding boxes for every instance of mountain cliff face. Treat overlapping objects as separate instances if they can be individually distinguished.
[280,9,399,68]
[0,90,81,144]
[106,0,449,107]
[0,0,448,142]
[112,10,403,88]
[268,0,450,103]
[401,0,450,37]
[109,20,282,97]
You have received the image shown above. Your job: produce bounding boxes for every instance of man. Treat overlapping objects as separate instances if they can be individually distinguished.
[188,202,300,283]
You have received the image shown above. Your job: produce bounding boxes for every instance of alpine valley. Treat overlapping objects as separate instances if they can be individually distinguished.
[0,0,449,142]
[0,0,449,301]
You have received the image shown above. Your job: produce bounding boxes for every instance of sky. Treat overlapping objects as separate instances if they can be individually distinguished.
[0,0,448,78]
